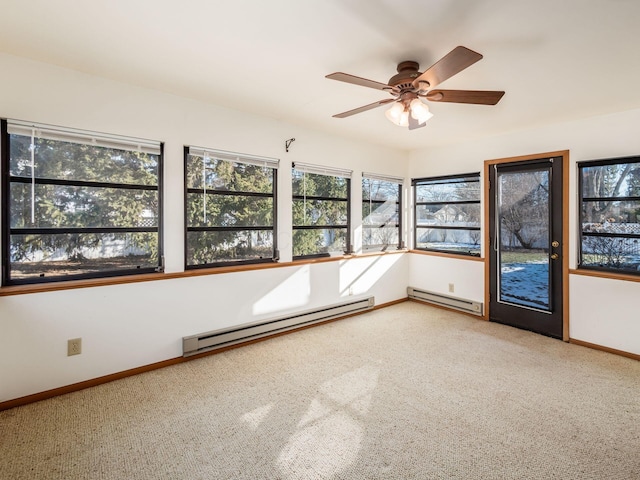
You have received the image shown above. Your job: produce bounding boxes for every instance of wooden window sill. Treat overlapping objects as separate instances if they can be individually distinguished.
[409,249,484,262]
[569,268,640,283]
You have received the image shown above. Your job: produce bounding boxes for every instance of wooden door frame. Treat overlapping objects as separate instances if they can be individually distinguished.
[483,150,570,341]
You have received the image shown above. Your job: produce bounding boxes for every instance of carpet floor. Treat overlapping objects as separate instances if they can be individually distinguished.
[1,301,639,479]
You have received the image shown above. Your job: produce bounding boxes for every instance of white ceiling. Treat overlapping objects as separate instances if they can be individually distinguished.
[1,0,640,151]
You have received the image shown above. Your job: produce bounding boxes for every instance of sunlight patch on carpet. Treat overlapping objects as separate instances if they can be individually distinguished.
[277,364,380,478]
[240,403,275,431]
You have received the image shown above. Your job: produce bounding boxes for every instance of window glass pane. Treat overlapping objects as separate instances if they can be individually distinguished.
[292,168,349,257]
[363,226,399,249]
[582,200,640,224]
[581,163,640,198]
[184,150,276,268]
[363,201,398,225]
[292,199,347,226]
[413,173,480,256]
[292,170,348,198]
[186,194,273,228]
[416,203,480,228]
[581,235,640,272]
[579,158,640,275]
[186,154,273,193]
[9,134,158,185]
[292,228,347,257]
[363,178,400,250]
[5,125,161,285]
[186,230,274,265]
[362,178,399,202]
[416,227,481,255]
[10,183,158,228]
[416,179,479,202]
[9,232,157,280]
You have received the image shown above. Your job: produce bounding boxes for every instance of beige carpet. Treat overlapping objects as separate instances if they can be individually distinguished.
[1,301,639,479]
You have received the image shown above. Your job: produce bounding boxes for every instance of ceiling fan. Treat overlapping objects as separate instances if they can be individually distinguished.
[326,46,504,130]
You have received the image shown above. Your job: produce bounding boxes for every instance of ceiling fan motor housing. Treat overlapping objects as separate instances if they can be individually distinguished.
[388,61,423,91]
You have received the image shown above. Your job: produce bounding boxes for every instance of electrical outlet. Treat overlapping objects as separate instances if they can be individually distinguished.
[348,286,354,296]
[448,283,455,293]
[67,338,82,356]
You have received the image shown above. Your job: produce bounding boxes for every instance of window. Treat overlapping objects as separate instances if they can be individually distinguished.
[362,173,402,251]
[579,156,640,274]
[292,163,351,259]
[184,147,278,268]
[413,173,481,256]
[1,119,163,285]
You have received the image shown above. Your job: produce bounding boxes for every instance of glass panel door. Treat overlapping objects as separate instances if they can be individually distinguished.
[497,168,551,311]
[488,156,564,339]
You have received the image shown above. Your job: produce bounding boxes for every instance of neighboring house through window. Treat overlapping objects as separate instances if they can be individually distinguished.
[1,119,163,284]
[292,163,351,259]
[413,173,481,256]
[579,156,640,274]
[184,147,278,268]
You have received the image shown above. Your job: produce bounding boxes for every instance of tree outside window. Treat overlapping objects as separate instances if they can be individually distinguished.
[2,119,162,284]
[184,148,277,268]
[292,165,350,258]
[579,157,640,273]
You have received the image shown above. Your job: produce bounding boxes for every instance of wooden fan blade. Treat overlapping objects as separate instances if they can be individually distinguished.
[332,98,395,118]
[326,72,390,91]
[412,46,483,90]
[425,89,505,105]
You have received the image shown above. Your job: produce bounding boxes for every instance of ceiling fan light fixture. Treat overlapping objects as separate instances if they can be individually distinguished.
[410,98,433,124]
[385,101,405,125]
[399,110,410,127]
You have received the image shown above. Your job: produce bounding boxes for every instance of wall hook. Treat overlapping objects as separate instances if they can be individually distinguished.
[285,138,295,153]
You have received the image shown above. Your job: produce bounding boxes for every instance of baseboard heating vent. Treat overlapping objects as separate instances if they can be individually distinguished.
[183,296,375,357]
[407,287,483,316]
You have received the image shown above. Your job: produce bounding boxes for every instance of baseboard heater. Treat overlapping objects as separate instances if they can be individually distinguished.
[407,287,483,316]
[182,296,375,357]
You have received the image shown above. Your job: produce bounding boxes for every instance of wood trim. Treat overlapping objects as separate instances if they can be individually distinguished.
[484,150,571,166]
[409,249,484,262]
[0,297,407,411]
[0,250,407,297]
[569,268,640,283]
[569,338,640,362]
[374,297,409,309]
[483,151,571,338]
[0,357,185,412]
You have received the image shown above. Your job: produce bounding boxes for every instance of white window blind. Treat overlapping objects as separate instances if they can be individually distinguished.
[293,162,352,179]
[363,172,404,184]
[188,146,279,169]
[7,119,161,156]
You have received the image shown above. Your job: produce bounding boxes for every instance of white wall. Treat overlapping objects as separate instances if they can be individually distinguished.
[0,53,410,402]
[408,108,640,356]
[408,255,484,305]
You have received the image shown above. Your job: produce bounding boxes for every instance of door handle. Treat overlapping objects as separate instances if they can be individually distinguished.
[550,253,559,260]
[552,241,559,248]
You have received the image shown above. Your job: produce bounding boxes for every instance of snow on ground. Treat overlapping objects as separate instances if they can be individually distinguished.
[500,261,549,309]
